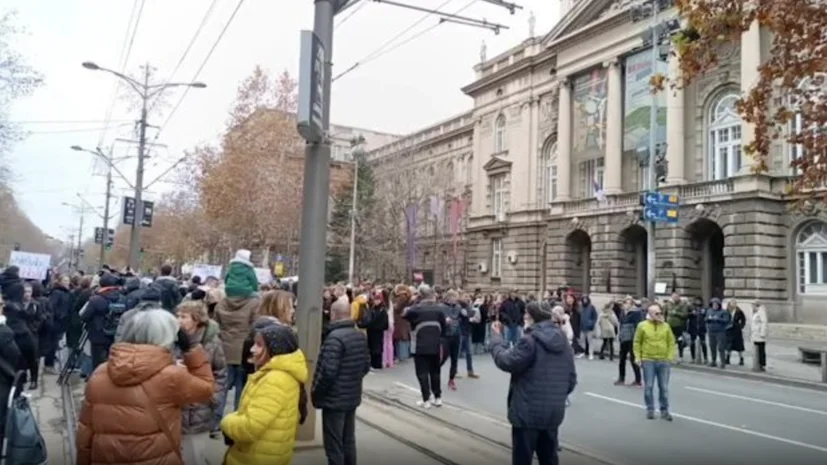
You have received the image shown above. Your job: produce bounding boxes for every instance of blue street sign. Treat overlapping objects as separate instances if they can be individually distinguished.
[642,191,679,224]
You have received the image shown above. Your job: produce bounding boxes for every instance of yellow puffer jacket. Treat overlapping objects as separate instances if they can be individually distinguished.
[221,350,309,465]
[351,294,367,334]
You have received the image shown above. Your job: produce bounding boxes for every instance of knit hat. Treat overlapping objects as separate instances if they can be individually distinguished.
[526,301,552,323]
[235,249,252,262]
[258,323,299,357]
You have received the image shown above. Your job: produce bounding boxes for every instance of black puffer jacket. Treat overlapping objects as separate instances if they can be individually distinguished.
[48,284,72,331]
[491,320,576,429]
[311,319,370,411]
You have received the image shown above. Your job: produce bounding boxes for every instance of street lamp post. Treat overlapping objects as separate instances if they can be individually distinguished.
[81,61,206,270]
[71,146,115,268]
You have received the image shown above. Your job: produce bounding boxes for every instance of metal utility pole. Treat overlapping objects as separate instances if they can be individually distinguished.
[100,148,114,268]
[130,64,150,272]
[347,156,359,283]
[80,61,206,271]
[645,1,659,300]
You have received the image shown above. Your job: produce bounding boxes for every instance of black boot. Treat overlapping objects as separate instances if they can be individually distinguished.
[28,381,37,390]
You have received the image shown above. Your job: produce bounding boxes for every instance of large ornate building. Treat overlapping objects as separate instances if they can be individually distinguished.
[371,0,823,323]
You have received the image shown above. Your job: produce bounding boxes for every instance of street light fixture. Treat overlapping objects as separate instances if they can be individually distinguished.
[80,60,206,270]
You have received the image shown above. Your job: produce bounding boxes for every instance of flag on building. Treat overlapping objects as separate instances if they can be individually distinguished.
[448,198,466,259]
[593,177,606,203]
[405,203,418,269]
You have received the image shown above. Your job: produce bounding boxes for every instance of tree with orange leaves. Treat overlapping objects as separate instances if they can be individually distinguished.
[669,0,827,196]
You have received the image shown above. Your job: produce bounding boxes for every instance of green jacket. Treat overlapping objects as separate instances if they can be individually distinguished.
[664,299,689,330]
[633,320,677,362]
[224,261,259,298]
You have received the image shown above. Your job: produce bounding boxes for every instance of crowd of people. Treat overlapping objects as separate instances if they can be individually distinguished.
[0,247,774,465]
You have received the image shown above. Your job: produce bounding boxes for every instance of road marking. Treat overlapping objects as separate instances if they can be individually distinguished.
[392,381,512,427]
[685,386,827,417]
[584,391,827,454]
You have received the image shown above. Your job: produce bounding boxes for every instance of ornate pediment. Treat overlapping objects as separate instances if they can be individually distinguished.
[542,0,629,45]
[483,156,513,174]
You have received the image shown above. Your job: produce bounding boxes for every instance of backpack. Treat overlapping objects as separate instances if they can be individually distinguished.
[102,296,127,338]
[3,372,48,465]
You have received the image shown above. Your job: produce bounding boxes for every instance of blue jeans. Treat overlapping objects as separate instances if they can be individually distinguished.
[459,334,474,373]
[213,364,247,430]
[505,326,522,347]
[641,361,671,413]
[395,341,411,361]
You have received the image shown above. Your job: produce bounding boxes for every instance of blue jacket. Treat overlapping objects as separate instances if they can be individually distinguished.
[705,305,731,334]
[618,307,644,342]
[490,320,576,429]
[442,303,462,338]
[580,299,598,332]
[687,305,707,336]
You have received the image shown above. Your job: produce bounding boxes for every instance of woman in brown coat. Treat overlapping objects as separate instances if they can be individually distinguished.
[391,284,412,361]
[76,307,215,465]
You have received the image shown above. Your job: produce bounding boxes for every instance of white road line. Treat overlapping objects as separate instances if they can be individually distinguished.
[584,391,827,454]
[685,386,827,417]
[391,381,512,427]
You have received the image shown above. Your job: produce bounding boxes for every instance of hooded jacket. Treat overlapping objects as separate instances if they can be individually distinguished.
[153,275,182,312]
[81,273,124,345]
[490,320,576,429]
[579,296,598,332]
[123,277,143,310]
[0,267,24,305]
[76,344,215,465]
[224,256,259,299]
[215,296,260,365]
[705,298,731,333]
[222,350,309,465]
[179,320,227,434]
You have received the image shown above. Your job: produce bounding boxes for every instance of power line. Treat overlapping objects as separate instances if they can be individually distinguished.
[148,0,220,113]
[336,0,366,28]
[8,119,134,125]
[333,0,477,82]
[154,0,247,142]
[25,124,133,135]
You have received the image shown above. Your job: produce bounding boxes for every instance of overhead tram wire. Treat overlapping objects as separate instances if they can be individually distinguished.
[333,0,478,82]
[153,0,246,144]
[148,0,220,113]
[336,0,367,28]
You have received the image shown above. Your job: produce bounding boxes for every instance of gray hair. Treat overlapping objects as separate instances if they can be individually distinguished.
[118,308,179,351]
[418,284,434,300]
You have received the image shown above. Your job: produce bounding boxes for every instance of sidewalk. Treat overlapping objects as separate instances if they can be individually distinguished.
[674,338,827,389]
[28,371,72,465]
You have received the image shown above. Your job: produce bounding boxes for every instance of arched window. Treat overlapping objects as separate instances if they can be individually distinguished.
[789,74,827,173]
[796,221,827,295]
[541,139,558,204]
[494,114,507,153]
[708,93,742,180]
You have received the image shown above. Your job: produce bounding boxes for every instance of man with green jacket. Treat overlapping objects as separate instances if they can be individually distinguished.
[664,292,689,360]
[633,303,677,421]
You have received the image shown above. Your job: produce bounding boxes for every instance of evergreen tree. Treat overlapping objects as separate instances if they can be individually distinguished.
[328,147,376,281]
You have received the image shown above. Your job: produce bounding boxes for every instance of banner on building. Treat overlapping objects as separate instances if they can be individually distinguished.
[405,203,418,270]
[571,67,608,160]
[623,49,668,153]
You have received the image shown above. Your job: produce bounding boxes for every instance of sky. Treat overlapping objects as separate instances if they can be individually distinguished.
[5,0,562,243]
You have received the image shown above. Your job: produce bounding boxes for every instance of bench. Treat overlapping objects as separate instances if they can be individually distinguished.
[799,346,827,382]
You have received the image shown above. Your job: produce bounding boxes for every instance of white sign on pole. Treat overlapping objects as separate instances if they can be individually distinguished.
[191,264,223,281]
[9,251,51,280]
[254,267,272,285]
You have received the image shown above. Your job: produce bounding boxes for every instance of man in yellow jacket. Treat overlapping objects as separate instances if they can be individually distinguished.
[633,303,677,422]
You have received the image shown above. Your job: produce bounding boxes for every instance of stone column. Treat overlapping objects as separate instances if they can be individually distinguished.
[665,51,685,184]
[739,21,762,174]
[603,58,623,195]
[556,78,572,201]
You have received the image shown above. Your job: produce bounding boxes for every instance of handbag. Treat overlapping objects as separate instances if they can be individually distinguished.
[139,385,184,465]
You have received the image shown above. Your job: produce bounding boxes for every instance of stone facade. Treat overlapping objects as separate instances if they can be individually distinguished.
[367,0,826,323]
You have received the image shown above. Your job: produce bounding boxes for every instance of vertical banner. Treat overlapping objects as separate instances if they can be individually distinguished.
[571,67,608,160]
[405,203,418,271]
[448,198,467,259]
[623,49,668,153]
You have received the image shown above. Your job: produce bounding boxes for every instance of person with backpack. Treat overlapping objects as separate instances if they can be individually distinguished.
[80,273,126,370]
[153,264,182,312]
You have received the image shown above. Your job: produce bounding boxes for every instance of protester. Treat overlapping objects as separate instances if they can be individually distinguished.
[224,249,260,299]
[221,324,308,465]
[312,298,370,465]
[705,298,731,368]
[22,282,48,389]
[76,308,215,465]
[214,284,260,419]
[490,301,576,465]
[403,285,447,408]
[0,294,20,448]
[633,303,677,421]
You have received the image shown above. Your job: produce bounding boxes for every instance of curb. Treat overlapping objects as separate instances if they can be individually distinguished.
[674,363,827,392]
[364,389,631,465]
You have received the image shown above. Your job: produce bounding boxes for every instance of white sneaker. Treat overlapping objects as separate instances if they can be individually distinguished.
[433,398,443,407]
[416,400,432,409]
[588,354,594,360]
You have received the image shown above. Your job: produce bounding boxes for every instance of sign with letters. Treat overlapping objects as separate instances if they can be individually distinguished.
[8,251,51,281]
[297,30,325,143]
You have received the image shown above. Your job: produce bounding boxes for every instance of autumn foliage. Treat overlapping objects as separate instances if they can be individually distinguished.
[671,0,827,196]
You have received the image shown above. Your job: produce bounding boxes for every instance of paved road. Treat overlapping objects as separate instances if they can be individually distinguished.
[368,352,827,465]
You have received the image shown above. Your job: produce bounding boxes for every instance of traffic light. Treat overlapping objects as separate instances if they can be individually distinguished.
[106,229,114,248]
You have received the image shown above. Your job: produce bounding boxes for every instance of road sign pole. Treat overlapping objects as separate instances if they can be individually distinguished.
[645,0,660,300]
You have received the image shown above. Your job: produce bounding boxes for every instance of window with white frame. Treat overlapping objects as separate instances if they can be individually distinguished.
[582,158,605,198]
[494,114,507,153]
[797,221,827,295]
[708,93,743,180]
[492,174,507,216]
[542,141,558,203]
[789,74,827,174]
[491,238,503,278]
